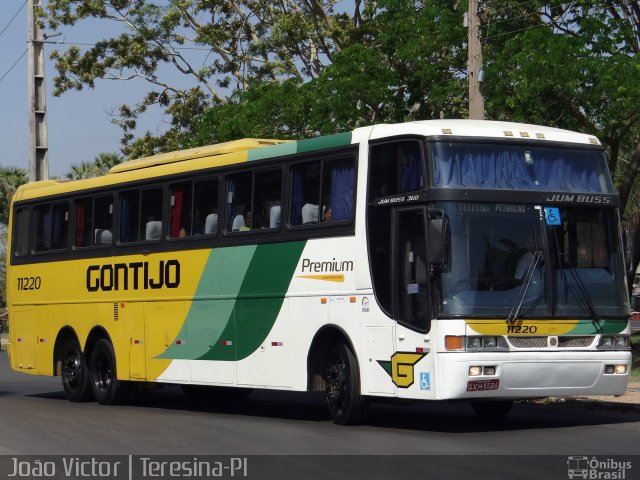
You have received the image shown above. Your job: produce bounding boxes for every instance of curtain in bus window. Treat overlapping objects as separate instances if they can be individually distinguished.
[170,188,183,238]
[433,144,606,192]
[291,170,303,225]
[330,162,355,221]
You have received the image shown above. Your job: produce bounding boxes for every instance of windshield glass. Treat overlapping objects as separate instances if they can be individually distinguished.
[432,142,614,193]
[438,202,548,317]
[435,202,628,318]
[546,206,628,317]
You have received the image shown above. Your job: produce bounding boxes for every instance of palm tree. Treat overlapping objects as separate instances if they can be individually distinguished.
[94,152,124,175]
[0,167,28,225]
[66,161,98,180]
[66,152,125,180]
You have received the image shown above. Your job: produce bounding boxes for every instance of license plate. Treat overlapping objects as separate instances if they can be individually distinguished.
[466,379,500,392]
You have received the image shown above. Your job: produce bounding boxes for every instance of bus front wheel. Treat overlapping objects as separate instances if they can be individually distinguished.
[60,340,93,402]
[325,343,369,425]
[90,339,131,405]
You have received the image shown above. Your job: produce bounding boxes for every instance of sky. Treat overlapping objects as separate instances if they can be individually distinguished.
[0,1,191,178]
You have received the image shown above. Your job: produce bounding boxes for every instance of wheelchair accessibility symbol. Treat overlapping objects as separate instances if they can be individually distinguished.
[544,207,561,225]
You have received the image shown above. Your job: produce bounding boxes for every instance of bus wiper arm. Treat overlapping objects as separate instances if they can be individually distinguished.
[568,268,600,323]
[507,250,542,324]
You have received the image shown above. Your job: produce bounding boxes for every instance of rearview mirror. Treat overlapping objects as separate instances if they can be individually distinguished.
[427,213,449,270]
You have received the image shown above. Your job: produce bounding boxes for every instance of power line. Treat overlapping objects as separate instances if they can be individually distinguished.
[483,23,544,41]
[48,40,214,52]
[0,0,27,39]
[0,48,27,84]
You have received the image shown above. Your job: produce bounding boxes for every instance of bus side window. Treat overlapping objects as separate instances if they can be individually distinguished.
[368,140,424,201]
[120,191,140,243]
[253,169,281,230]
[170,181,193,238]
[226,172,252,232]
[93,195,113,245]
[194,178,218,236]
[32,202,69,252]
[33,205,52,252]
[51,203,69,250]
[13,208,31,257]
[290,158,354,226]
[75,196,113,247]
[322,158,355,223]
[290,161,320,225]
[141,188,163,241]
[74,198,93,248]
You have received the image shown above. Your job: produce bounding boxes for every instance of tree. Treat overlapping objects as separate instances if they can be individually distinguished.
[0,224,6,308]
[94,152,124,175]
[0,167,28,225]
[66,152,125,179]
[182,0,468,146]
[0,167,27,308]
[481,0,640,275]
[44,0,363,157]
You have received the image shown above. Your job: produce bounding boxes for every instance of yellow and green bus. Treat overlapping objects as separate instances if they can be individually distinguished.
[7,120,632,424]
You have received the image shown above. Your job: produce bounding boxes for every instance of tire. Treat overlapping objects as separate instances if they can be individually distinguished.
[60,340,93,402]
[471,400,514,419]
[325,343,369,425]
[89,339,131,405]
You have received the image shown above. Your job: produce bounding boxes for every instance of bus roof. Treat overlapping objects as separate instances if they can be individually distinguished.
[108,138,290,174]
[13,120,601,202]
[361,119,601,146]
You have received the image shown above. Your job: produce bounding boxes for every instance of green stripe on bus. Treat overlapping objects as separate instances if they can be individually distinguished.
[157,245,257,360]
[296,132,352,153]
[246,132,353,161]
[247,142,298,161]
[197,240,306,361]
[566,319,628,335]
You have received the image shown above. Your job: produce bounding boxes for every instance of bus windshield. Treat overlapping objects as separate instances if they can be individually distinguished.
[432,142,615,193]
[435,202,628,318]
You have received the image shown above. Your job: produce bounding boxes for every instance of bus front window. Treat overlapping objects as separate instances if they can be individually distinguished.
[434,202,628,319]
[548,206,628,317]
[436,202,548,317]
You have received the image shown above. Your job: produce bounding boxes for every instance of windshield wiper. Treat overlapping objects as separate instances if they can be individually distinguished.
[567,268,601,323]
[507,250,543,324]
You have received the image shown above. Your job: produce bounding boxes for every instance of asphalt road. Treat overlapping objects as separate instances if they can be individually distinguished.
[0,351,638,479]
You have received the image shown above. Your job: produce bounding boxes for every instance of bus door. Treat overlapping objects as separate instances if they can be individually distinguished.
[393,208,435,397]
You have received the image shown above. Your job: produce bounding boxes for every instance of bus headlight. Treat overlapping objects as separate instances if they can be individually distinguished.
[465,336,509,352]
[597,336,630,350]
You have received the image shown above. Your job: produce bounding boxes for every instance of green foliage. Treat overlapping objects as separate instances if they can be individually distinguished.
[0,167,28,226]
[43,1,640,275]
[44,0,360,156]
[66,152,125,179]
[0,224,6,308]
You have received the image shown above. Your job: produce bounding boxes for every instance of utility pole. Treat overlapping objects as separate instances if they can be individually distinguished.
[27,0,49,182]
[468,0,485,120]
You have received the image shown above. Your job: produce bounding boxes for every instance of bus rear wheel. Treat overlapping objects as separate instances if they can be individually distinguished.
[90,339,131,405]
[325,343,369,425]
[60,340,93,402]
[471,400,514,419]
